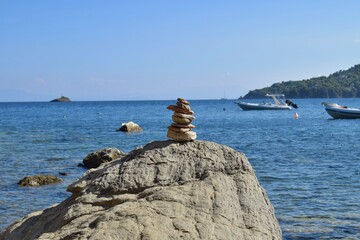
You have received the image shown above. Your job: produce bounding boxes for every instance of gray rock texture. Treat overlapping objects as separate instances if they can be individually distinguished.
[83,147,126,169]
[1,140,281,240]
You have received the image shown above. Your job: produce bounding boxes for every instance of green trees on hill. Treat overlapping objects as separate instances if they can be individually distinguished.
[243,64,360,99]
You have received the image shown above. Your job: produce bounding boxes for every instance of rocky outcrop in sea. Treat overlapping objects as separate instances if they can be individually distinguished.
[0,140,281,240]
[18,175,63,187]
[50,96,71,102]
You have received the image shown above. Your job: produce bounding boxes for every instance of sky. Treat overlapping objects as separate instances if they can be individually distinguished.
[1,1,360,101]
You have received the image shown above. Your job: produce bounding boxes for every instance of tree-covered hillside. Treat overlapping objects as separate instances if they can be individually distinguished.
[243,64,360,99]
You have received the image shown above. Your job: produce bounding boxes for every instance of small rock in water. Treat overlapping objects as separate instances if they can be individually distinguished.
[18,175,63,187]
[83,147,126,169]
[117,121,142,132]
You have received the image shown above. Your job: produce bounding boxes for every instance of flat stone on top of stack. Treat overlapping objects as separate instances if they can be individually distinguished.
[167,98,196,141]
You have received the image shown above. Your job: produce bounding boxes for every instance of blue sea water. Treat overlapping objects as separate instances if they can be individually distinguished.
[0,99,360,239]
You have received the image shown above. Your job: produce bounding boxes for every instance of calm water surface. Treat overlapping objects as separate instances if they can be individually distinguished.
[0,99,359,239]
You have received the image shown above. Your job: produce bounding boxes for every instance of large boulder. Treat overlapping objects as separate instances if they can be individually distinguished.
[1,140,281,240]
[18,175,63,187]
[82,147,126,169]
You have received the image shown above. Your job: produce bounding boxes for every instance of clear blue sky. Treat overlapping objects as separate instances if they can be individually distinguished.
[1,1,360,101]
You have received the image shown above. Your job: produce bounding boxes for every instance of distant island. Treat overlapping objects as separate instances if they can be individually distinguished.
[243,64,360,99]
[50,96,71,102]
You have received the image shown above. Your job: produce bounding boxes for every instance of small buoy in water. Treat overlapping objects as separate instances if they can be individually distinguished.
[294,112,299,119]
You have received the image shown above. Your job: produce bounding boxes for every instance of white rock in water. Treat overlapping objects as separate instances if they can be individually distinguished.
[117,121,142,132]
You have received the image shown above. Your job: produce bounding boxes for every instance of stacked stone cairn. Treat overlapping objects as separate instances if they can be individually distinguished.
[167,98,196,141]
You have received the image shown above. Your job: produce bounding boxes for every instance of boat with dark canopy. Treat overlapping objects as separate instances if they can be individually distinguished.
[322,102,360,119]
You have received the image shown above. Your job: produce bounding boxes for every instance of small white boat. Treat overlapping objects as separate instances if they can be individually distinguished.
[237,94,294,110]
[322,102,360,119]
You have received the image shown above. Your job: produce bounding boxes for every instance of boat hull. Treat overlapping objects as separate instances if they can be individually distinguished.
[237,102,291,110]
[325,106,360,119]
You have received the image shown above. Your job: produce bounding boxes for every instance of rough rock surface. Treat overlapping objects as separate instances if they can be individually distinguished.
[1,140,281,240]
[83,147,126,169]
[18,175,63,187]
[117,121,142,132]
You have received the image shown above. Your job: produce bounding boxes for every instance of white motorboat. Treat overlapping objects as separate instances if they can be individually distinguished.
[322,102,360,119]
[237,94,295,110]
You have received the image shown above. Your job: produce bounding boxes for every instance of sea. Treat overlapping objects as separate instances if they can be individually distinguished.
[0,99,359,239]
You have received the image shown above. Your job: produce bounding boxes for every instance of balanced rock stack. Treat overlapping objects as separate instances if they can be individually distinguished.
[167,98,196,141]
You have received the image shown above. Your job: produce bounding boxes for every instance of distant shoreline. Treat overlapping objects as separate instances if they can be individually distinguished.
[2,97,360,103]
